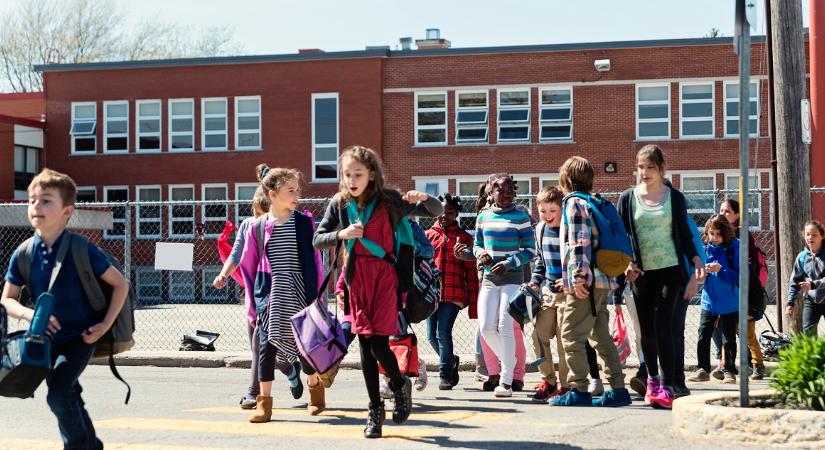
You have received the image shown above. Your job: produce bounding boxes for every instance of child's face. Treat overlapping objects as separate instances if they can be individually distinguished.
[490,180,515,209]
[707,227,724,246]
[805,225,823,251]
[636,157,663,185]
[719,202,739,225]
[537,201,561,227]
[438,203,459,227]
[270,179,300,211]
[28,186,72,233]
[342,158,373,199]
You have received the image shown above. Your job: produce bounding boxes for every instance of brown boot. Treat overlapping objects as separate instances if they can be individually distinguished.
[307,377,326,416]
[248,395,272,423]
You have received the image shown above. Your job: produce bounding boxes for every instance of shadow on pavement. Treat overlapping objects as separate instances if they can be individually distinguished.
[387,435,586,449]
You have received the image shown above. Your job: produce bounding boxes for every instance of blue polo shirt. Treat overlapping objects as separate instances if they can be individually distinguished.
[5,231,111,344]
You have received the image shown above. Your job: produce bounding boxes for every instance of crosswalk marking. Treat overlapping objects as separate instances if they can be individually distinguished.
[184,406,509,423]
[0,438,240,450]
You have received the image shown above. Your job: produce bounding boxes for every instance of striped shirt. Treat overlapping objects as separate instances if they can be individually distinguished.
[560,196,616,292]
[473,205,536,280]
[530,222,562,291]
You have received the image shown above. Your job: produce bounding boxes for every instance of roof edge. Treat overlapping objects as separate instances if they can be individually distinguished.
[0,114,46,129]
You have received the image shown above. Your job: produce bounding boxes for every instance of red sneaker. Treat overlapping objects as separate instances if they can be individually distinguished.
[551,386,570,398]
[531,380,556,403]
[649,387,674,409]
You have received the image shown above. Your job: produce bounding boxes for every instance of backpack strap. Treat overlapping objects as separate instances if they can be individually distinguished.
[70,232,107,314]
[256,216,266,261]
[15,237,35,289]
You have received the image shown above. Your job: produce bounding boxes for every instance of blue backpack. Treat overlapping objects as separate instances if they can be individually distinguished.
[562,192,633,277]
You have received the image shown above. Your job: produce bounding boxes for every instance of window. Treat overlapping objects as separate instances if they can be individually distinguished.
[235,183,259,225]
[104,101,129,153]
[104,186,128,239]
[680,175,716,228]
[235,96,261,150]
[540,88,573,141]
[680,83,714,138]
[169,185,195,238]
[135,267,162,304]
[540,176,560,189]
[137,185,162,239]
[137,100,161,152]
[13,145,38,192]
[725,81,759,137]
[76,187,96,203]
[312,93,339,181]
[415,92,447,145]
[202,184,228,237]
[168,271,195,303]
[201,267,228,303]
[457,178,531,231]
[70,102,96,154]
[202,98,227,150]
[636,84,670,140]
[169,99,194,151]
[455,91,488,144]
[415,180,448,199]
[725,174,763,230]
[498,89,530,142]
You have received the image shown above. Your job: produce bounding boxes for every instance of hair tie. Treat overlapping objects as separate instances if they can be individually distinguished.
[261,165,270,178]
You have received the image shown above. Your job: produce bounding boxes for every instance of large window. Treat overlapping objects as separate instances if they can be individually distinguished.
[497,89,530,142]
[312,93,339,181]
[136,185,162,239]
[13,145,38,195]
[636,84,670,140]
[725,174,763,230]
[168,271,195,303]
[169,99,194,151]
[76,187,96,203]
[539,87,573,141]
[169,185,195,238]
[235,96,261,150]
[134,267,162,304]
[137,100,161,152]
[202,184,228,237]
[455,91,488,144]
[201,267,229,303]
[680,83,714,139]
[104,186,128,239]
[725,81,759,137]
[70,102,96,154]
[235,183,259,226]
[201,98,227,150]
[415,92,447,146]
[681,175,716,228]
[104,101,129,153]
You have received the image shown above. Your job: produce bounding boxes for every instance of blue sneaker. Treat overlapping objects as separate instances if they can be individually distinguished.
[592,388,632,407]
[549,389,592,406]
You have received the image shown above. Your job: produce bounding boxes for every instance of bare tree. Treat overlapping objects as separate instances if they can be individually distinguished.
[704,28,724,38]
[0,0,242,92]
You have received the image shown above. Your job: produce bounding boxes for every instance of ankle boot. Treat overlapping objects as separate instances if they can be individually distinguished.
[248,395,273,423]
[391,376,412,424]
[307,378,326,416]
[364,401,385,439]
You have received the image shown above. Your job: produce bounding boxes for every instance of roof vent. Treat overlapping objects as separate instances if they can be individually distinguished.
[298,48,325,54]
[400,37,413,51]
[415,28,450,50]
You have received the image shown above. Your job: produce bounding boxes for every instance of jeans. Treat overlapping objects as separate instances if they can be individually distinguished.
[802,299,825,336]
[427,302,461,380]
[46,339,102,450]
[697,310,738,373]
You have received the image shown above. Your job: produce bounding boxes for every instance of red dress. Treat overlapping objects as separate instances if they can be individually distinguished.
[349,204,399,336]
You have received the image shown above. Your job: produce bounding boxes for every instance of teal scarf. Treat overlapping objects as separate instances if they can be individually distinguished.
[345,197,388,259]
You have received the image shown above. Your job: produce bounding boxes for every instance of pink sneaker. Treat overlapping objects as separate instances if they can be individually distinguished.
[643,378,660,405]
[649,387,674,409]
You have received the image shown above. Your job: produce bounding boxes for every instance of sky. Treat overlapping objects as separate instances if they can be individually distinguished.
[0,0,812,57]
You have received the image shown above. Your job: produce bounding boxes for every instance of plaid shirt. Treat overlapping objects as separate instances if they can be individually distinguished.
[560,196,616,292]
[426,222,479,307]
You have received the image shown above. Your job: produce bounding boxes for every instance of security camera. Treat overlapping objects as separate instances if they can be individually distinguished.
[594,59,611,72]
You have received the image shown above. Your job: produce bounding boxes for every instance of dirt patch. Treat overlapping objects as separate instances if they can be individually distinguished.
[708,396,814,411]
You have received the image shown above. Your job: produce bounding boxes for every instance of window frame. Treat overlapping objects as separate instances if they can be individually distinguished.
[168,98,195,152]
[539,87,574,142]
[234,96,262,150]
[636,83,671,140]
[414,179,448,199]
[679,173,717,229]
[168,184,195,238]
[134,266,162,304]
[724,173,763,231]
[201,183,228,238]
[200,266,228,302]
[70,101,97,154]
[136,99,162,153]
[455,90,489,144]
[103,185,129,240]
[136,185,162,239]
[76,186,97,203]
[168,270,196,303]
[679,82,715,139]
[201,97,228,151]
[414,91,448,146]
[235,183,259,226]
[724,80,760,138]
[311,93,340,182]
[103,100,129,154]
[497,88,531,143]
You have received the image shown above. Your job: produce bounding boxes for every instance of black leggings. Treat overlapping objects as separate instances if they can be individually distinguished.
[359,335,403,405]
[585,342,600,379]
[631,265,683,387]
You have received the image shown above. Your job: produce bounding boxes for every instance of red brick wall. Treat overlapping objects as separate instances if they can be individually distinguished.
[0,93,45,121]
[0,122,13,200]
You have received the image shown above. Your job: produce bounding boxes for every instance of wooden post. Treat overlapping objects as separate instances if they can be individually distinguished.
[771,0,810,334]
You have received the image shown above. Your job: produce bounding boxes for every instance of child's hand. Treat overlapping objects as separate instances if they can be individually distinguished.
[799,280,813,294]
[683,277,698,300]
[213,274,227,289]
[490,262,508,275]
[528,282,541,292]
[554,279,564,292]
[785,304,794,317]
[46,315,61,334]
[336,292,345,311]
[705,262,721,273]
[81,322,108,344]
[338,223,364,240]
[453,242,468,258]
[402,190,428,203]
[573,277,589,299]
[625,262,643,283]
[477,251,493,267]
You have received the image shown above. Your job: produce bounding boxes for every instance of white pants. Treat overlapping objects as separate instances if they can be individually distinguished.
[477,283,518,385]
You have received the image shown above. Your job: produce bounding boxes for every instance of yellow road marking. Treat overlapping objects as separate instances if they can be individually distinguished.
[0,438,242,450]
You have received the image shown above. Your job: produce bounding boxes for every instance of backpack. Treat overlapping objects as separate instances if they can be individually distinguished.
[562,193,633,277]
[15,232,135,404]
[753,243,769,289]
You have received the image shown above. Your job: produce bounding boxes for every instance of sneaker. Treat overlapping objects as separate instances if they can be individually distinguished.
[551,386,570,398]
[527,356,546,369]
[438,378,453,390]
[592,388,632,407]
[450,355,460,387]
[494,384,513,397]
[549,389,592,406]
[288,361,303,399]
[474,353,488,380]
[482,374,500,392]
[649,386,674,409]
[644,378,661,406]
[687,368,710,382]
[750,364,767,380]
[391,377,412,424]
[415,359,427,391]
[629,376,646,397]
[588,378,605,396]
[673,385,691,398]
[531,380,556,403]
[710,364,725,380]
[240,396,257,410]
[511,379,524,392]
[723,371,737,384]
[379,376,393,400]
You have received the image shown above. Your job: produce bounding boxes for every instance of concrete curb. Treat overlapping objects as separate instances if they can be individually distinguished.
[672,389,825,447]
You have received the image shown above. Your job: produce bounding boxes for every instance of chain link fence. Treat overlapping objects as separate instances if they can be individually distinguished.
[1,189,823,365]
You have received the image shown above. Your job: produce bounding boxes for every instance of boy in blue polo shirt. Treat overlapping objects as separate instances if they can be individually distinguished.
[2,168,129,450]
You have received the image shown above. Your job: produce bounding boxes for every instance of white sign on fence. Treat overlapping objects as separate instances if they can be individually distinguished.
[154,242,194,271]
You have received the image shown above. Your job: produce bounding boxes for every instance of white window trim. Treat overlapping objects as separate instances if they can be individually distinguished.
[76,186,97,203]
[201,97,228,151]
[135,266,162,304]
[103,100,129,154]
[679,82,715,140]
[724,172,765,231]
[235,182,260,226]
[539,176,560,188]
[168,184,195,238]
[311,93,339,182]
[415,179,448,199]
[136,99,162,153]
[70,102,97,154]
[723,80,759,138]
[539,87,574,142]
[201,183,228,238]
[136,185,162,239]
[168,271,196,303]
[103,185,129,240]
[636,83,671,140]
[414,91,448,147]
[678,173,717,228]
[455,90,489,144]
[234,96,262,150]
[200,266,227,302]
[497,88,531,143]
[168,98,195,152]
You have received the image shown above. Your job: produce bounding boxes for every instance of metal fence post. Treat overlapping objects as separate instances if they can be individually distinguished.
[124,201,132,279]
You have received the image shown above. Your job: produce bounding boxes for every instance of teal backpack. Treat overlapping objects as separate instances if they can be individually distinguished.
[562,192,633,277]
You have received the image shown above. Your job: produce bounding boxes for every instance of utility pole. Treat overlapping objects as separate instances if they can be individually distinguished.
[771,0,810,334]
